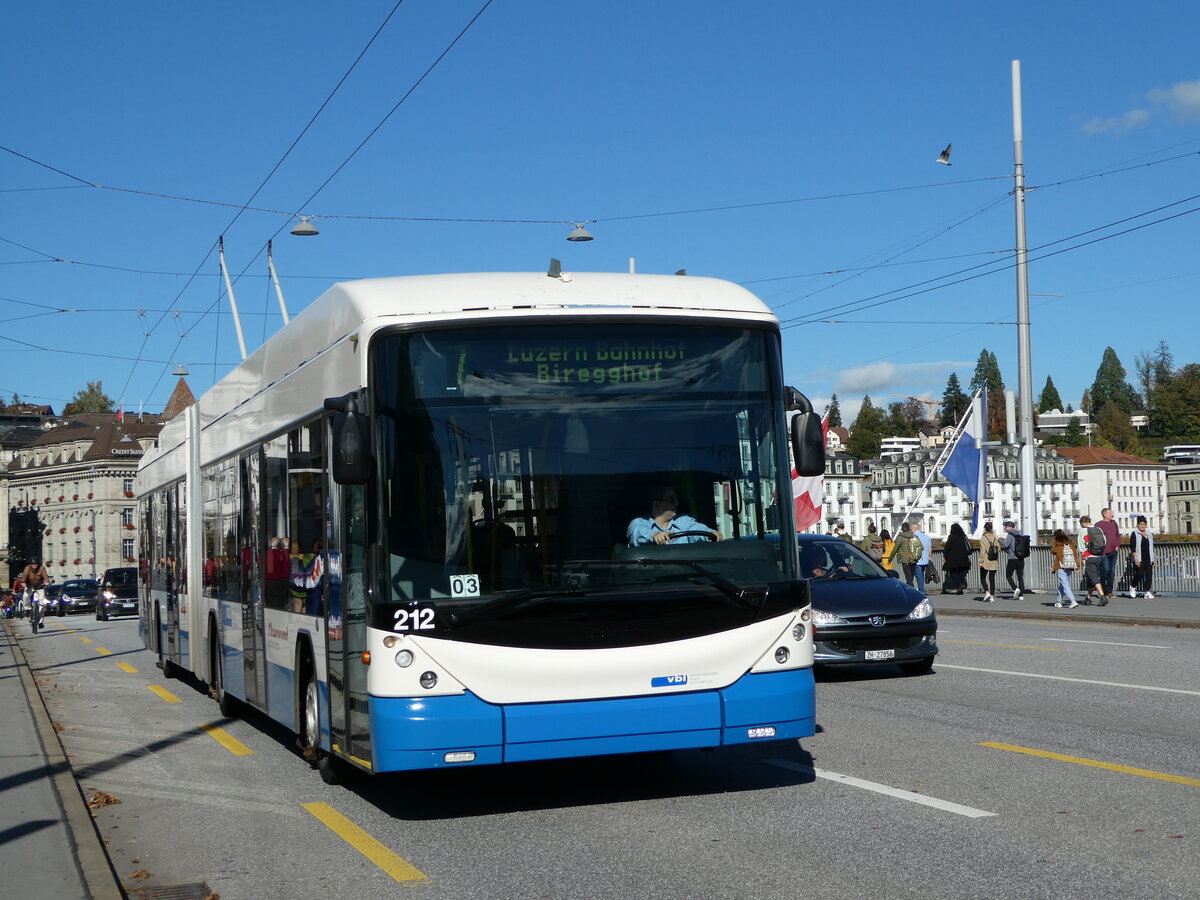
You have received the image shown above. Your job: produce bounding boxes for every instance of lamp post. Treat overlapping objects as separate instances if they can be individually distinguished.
[1012,60,1037,538]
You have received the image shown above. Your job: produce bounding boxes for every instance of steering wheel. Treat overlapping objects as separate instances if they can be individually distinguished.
[668,530,718,542]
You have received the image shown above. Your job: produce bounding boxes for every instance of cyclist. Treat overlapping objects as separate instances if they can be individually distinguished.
[20,560,52,633]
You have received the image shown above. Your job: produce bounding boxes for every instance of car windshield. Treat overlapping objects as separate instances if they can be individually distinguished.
[104,569,137,587]
[370,321,799,649]
[64,580,98,593]
[799,538,888,580]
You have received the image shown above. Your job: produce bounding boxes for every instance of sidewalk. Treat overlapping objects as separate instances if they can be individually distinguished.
[929,585,1200,627]
[0,616,123,900]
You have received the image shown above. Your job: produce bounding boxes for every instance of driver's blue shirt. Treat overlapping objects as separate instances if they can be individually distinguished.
[627,515,715,547]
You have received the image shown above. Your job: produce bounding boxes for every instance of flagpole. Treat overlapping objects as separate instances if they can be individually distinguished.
[899,389,982,524]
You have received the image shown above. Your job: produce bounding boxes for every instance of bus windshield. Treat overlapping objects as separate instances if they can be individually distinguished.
[370,321,800,649]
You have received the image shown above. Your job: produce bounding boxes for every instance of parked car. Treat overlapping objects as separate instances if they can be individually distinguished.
[96,567,139,620]
[798,533,938,676]
[57,578,100,616]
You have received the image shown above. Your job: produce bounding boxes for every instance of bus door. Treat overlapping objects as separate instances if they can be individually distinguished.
[239,451,266,709]
[326,479,372,767]
[164,485,181,662]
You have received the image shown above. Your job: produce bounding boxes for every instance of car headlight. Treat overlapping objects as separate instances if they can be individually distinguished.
[810,608,848,626]
[907,598,934,620]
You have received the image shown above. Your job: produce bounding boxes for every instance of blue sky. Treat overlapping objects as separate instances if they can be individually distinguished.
[3,2,1198,422]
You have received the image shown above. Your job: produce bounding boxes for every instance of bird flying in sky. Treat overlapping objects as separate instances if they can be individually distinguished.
[936,143,952,166]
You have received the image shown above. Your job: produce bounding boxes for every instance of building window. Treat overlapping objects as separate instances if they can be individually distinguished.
[122,538,135,559]
[123,477,135,494]
[121,507,134,526]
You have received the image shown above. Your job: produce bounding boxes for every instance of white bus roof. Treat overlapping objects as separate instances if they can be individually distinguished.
[141,272,777,486]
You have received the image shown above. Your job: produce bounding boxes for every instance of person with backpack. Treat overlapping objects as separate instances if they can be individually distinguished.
[941,523,972,595]
[1001,521,1031,599]
[1051,528,1080,609]
[978,521,1001,602]
[859,524,885,566]
[891,522,922,587]
[1079,515,1109,606]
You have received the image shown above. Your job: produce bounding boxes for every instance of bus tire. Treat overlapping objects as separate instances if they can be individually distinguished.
[156,607,177,679]
[300,669,321,767]
[211,626,239,718]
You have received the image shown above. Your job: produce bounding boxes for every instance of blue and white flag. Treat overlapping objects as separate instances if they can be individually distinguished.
[939,392,987,531]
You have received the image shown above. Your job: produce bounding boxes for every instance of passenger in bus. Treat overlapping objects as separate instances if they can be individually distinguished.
[626,486,722,547]
[265,537,290,609]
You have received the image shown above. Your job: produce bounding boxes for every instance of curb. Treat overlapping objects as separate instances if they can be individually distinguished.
[2,619,126,900]
[935,606,1199,628]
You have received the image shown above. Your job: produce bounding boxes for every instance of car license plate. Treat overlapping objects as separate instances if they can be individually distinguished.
[865,649,895,661]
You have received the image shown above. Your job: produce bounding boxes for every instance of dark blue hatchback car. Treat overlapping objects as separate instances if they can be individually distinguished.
[798,534,937,675]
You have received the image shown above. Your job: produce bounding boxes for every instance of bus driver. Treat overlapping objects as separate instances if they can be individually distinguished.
[627,486,722,547]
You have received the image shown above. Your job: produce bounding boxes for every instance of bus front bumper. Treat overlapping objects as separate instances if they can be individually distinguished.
[368,667,814,772]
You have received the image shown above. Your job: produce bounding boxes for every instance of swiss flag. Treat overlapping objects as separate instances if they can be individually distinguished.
[791,414,829,534]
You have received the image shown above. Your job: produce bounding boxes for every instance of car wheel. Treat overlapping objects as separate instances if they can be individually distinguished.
[900,657,935,676]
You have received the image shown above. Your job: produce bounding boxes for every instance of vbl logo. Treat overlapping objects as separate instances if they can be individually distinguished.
[651,674,688,687]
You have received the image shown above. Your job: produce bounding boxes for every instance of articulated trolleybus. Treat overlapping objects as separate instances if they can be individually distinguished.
[137,271,825,782]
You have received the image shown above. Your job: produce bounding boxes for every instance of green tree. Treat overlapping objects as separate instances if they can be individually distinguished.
[846,395,885,459]
[1063,416,1085,446]
[1094,403,1141,454]
[885,398,927,436]
[939,373,969,427]
[1151,363,1200,439]
[62,381,116,415]
[1089,347,1138,418]
[826,393,843,428]
[970,349,1003,394]
[1037,375,1063,413]
[1135,340,1174,431]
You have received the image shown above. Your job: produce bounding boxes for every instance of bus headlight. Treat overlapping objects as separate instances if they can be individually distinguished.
[395,649,414,668]
[775,646,790,664]
[419,671,438,690]
[792,622,806,641]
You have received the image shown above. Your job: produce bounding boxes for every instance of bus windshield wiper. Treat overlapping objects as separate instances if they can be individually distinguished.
[443,586,595,630]
[617,557,761,611]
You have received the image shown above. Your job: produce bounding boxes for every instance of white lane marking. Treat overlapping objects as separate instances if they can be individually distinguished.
[935,663,1200,696]
[1044,638,1170,649]
[767,759,996,819]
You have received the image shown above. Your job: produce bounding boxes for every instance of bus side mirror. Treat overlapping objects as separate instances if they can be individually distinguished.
[791,412,825,477]
[326,393,370,485]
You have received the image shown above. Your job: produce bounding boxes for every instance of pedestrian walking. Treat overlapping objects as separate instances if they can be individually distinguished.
[1001,521,1031,599]
[878,529,896,573]
[978,521,1001,602]
[1097,507,1122,597]
[941,523,972,594]
[892,522,922,587]
[859,523,885,566]
[1051,528,1079,608]
[1128,515,1156,599]
[912,521,932,594]
[1080,515,1109,606]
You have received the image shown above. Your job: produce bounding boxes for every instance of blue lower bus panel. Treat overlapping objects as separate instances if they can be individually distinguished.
[369,668,815,772]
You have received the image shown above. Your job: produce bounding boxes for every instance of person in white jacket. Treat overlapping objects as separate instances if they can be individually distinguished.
[1128,516,1156,599]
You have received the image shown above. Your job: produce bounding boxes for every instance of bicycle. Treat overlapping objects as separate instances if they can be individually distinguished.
[28,589,45,634]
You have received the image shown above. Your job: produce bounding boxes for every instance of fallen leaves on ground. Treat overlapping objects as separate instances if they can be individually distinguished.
[87,790,121,809]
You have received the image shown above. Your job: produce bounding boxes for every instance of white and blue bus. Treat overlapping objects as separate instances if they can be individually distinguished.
[137,271,825,782]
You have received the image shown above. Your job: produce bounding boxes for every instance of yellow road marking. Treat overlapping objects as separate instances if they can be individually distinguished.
[148,684,182,703]
[200,723,254,756]
[116,662,137,673]
[303,802,429,883]
[943,640,1062,651]
[95,647,112,656]
[79,637,93,643]
[981,742,1200,787]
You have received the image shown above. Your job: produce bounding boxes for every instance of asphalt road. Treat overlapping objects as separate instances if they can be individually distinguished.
[21,612,1199,900]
